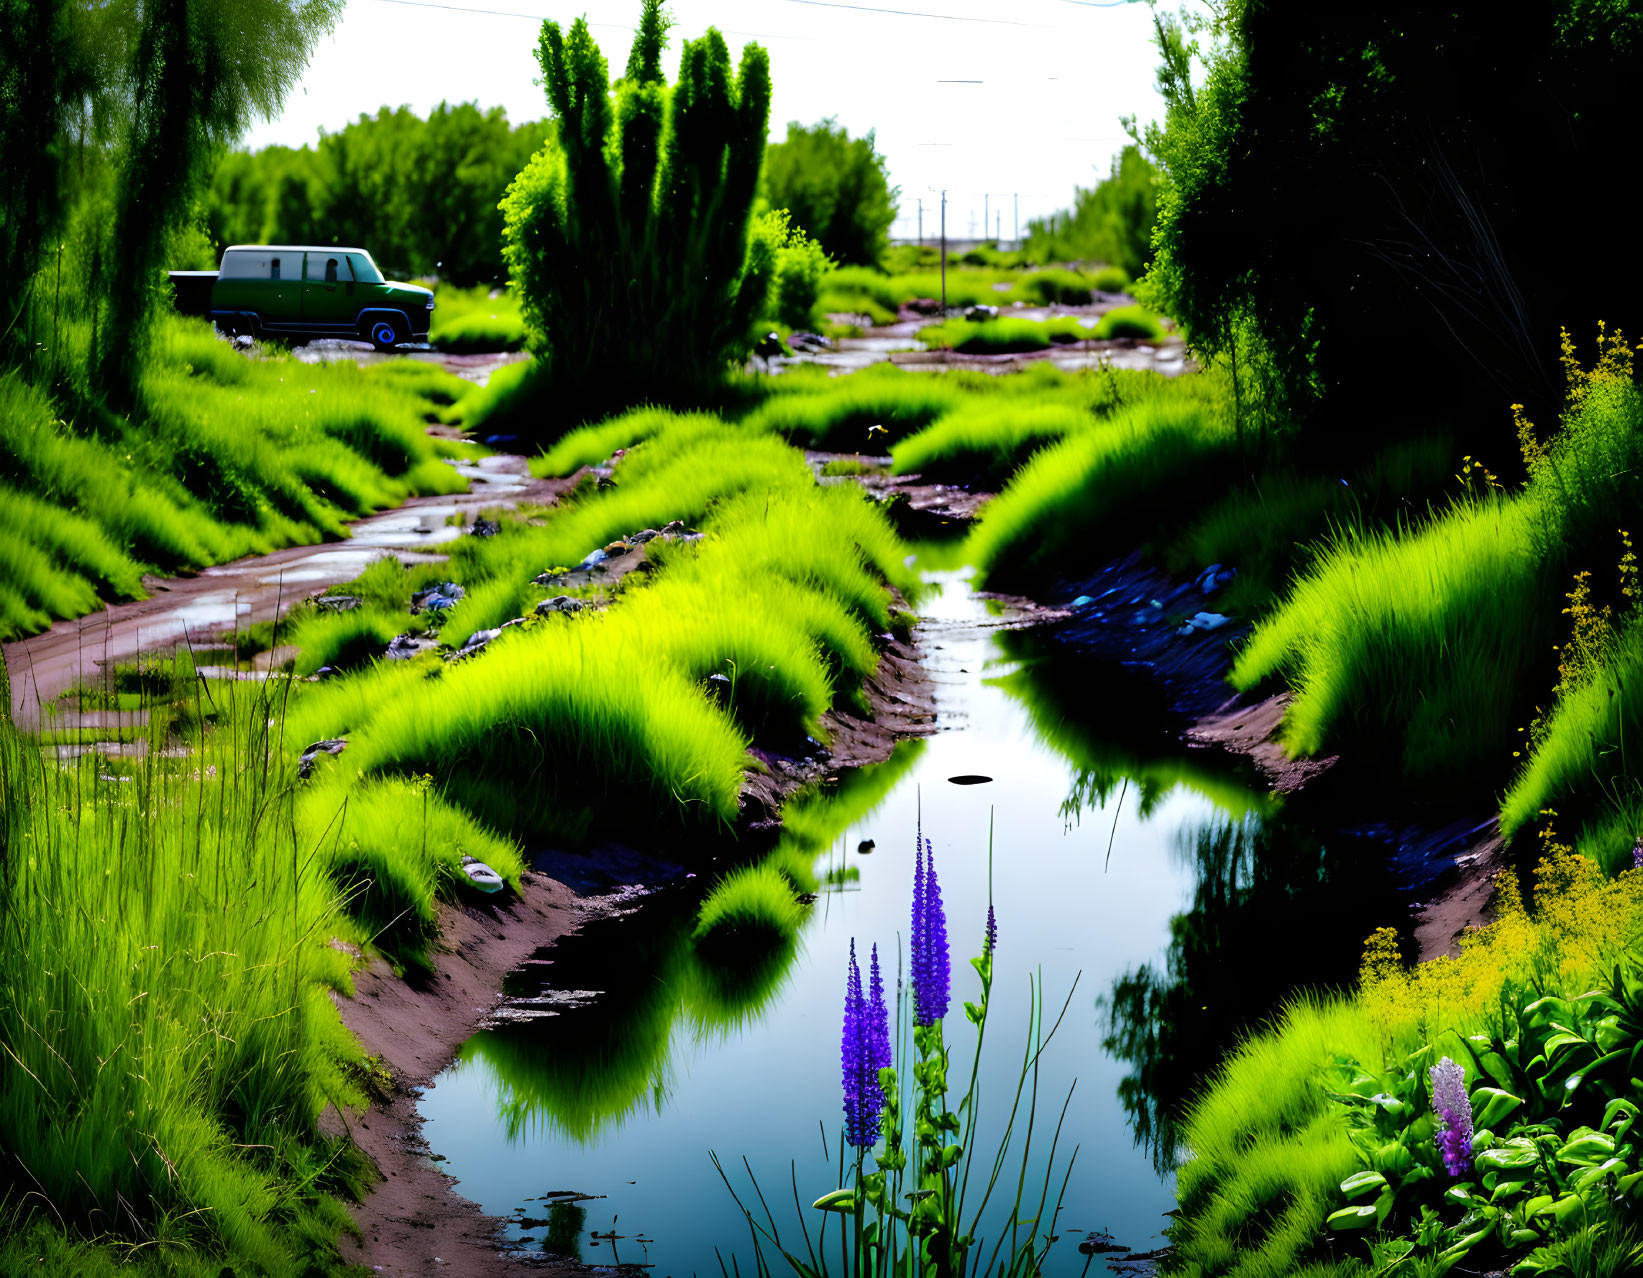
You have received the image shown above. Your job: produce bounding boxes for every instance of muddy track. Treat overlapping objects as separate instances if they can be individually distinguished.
[1,455,577,730]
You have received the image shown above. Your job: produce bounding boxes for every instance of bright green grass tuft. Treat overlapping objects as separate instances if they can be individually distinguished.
[967,398,1236,584]
[286,607,410,676]
[891,402,1089,483]
[429,284,527,352]
[345,614,751,840]
[532,407,744,478]
[1234,377,1643,789]
[742,368,964,449]
[1091,304,1166,340]
[918,315,1098,354]
[694,862,806,952]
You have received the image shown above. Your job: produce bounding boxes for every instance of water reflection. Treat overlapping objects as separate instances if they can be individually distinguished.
[988,628,1276,825]
[419,570,1402,1270]
[459,739,929,1147]
[1099,815,1405,1173]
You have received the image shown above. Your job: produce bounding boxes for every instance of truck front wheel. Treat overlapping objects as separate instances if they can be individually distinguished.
[363,316,404,351]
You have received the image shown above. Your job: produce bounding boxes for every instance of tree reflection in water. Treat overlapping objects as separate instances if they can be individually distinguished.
[986,627,1404,1176]
[459,740,927,1144]
[1099,814,1403,1173]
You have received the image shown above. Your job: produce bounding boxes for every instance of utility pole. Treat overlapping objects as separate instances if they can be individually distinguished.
[996,210,1001,243]
[917,198,923,247]
[934,188,947,310]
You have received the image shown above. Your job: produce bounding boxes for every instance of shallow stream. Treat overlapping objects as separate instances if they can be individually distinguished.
[418,567,1404,1273]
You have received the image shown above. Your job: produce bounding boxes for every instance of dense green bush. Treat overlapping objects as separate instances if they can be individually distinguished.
[1136,0,1643,451]
[500,0,772,409]
[207,103,553,285]
[762,117,899,267]
[1024,145,1156,279]
[756,209,834,330]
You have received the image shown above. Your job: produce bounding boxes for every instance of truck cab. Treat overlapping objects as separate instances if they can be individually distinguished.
[209,246,434,350]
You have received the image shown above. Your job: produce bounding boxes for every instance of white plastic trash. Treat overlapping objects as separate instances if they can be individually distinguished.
[460,857,505,893]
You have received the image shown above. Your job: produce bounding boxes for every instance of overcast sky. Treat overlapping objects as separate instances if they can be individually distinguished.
[244,0,1164,240]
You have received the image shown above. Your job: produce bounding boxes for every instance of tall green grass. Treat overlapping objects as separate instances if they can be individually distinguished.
[285,410,913,841]
[967,398,1237,583]
[1233,373,1643,787]
[890,402,1088,484]
[0,679,369,1272]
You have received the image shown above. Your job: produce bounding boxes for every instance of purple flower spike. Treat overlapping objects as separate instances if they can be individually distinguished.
[984,903,998,955]
[911,838,950,1027]
[842,940,883,1148]
[869,943,892,1076]
[1430,1056,1473,1178]
[1632,840,1642,871]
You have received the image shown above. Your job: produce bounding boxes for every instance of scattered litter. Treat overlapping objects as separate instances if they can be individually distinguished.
[299,738,347,779]
[1177,611,1232,636]
[314,594,360,613]
[460,855,505,893]
[412,582,466,613]
[535,596,587,617]
[449,628,502,660]
[1194,563,1237,594]
[467,518,501,538]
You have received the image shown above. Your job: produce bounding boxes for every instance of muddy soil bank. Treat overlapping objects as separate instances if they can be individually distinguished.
[1015,551,1506,961]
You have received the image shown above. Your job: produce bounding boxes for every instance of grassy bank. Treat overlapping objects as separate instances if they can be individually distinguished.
[817,261,1131,323]
[0,317,476,641]
[429,283,528,353]
[916,306,1165,354]
[1165,848,1643,1277]
[1231,335,1643,801]
[264,409,913,846]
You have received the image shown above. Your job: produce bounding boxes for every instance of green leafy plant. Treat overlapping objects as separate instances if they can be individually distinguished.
[499,0,772,406]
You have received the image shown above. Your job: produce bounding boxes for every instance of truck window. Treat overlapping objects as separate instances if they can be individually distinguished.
[345,253,384,283]
[219,251,281,280]
[305,253,350,283]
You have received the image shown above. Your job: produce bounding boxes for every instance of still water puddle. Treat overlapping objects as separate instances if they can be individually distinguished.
[418,568,1400,1272]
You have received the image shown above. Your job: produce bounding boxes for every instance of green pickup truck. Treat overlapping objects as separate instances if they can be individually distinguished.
[171,245,434,350]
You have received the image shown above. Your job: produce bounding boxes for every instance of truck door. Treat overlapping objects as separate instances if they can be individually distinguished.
[302,252,355,328]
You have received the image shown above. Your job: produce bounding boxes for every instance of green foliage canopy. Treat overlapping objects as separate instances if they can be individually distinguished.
[762,117,898,267]
[207,103,553,285]
[500,0,773,402]
[1023,144,1157,279]
[1138,0,1643,450]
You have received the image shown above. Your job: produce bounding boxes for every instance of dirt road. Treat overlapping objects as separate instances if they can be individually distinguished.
[2,452,569,730]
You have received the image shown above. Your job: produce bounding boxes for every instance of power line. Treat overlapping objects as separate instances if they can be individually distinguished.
[783,0,1054,28]
[363,0,812,38]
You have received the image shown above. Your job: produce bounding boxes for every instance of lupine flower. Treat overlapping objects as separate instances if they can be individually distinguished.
[868,943,892,1076]
[842,940,883,1148]
[983,903,998,956]
[1632,840,1642,871]
[911,838,950,1026]
[1430,1056,1474,1178]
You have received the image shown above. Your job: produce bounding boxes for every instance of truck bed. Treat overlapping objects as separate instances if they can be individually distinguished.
[168,271,218,318]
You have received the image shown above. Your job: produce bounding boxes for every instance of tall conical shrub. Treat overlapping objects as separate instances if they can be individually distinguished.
[500,0,773,405]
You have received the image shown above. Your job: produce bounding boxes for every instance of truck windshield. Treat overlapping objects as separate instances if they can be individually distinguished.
[346,253,384,283]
